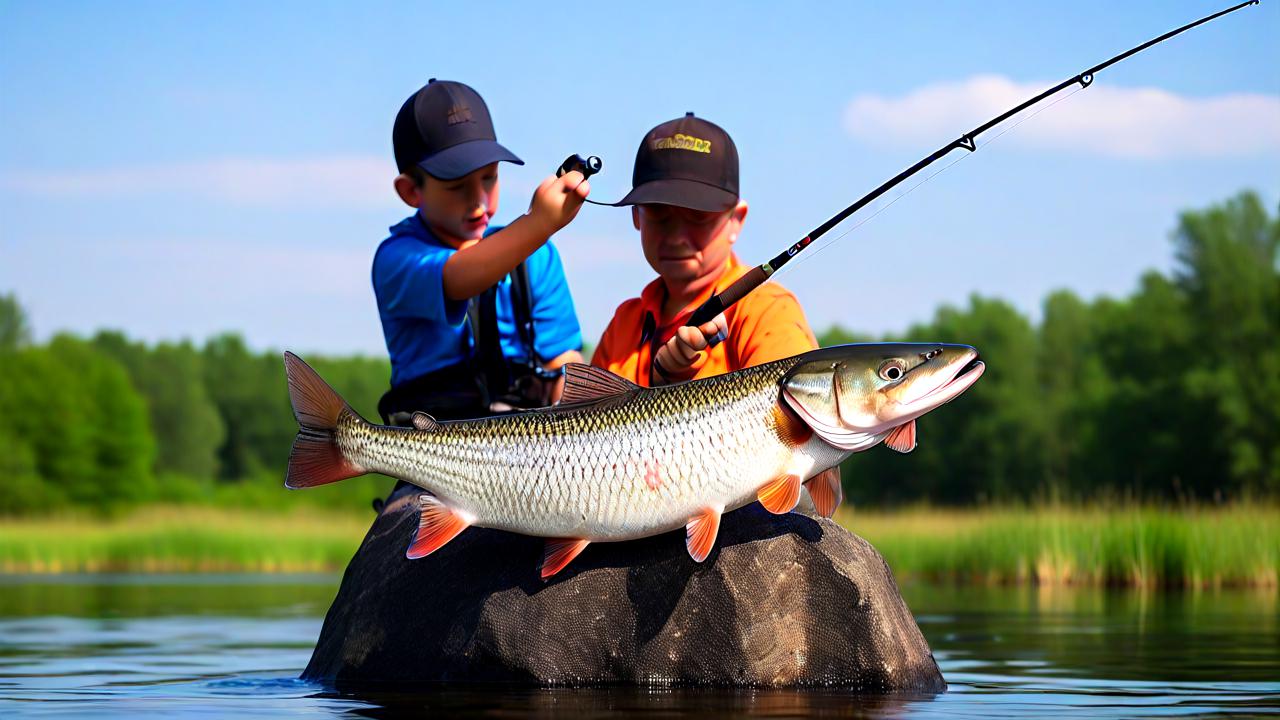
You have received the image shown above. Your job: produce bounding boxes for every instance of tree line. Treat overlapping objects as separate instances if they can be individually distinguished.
[0,192,1275,514]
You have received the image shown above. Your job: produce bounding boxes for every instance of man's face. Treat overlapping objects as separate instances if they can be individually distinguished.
[634,202,746,285]
[418,163,501,244]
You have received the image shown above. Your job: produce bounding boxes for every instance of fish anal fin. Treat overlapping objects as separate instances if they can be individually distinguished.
[685,505,723,562]
[884,419,917,453]
[758,473,802,514]
[406,493,472,559]
[559,363,641,406]
[541,538,590,579]
[804,467,843,518]
[411,411,440,431]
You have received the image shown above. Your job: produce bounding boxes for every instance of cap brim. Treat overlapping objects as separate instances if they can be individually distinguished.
[418,140,524,180]
[613,178,738,212]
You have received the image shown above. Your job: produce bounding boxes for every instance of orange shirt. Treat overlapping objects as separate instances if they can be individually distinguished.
[591,253,817,386]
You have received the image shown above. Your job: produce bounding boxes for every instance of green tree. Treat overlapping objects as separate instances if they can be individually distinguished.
[202,333,294,481]
[93,332,226,481]
[1173,191,1280,494]
[0,293,32,352]
[47,335,157,507]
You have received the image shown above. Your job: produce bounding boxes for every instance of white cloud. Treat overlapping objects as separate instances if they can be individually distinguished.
[0,155,397,209]
[844,75,1280,159]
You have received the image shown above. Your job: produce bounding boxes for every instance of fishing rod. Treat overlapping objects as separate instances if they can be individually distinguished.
[686,0,1259,328]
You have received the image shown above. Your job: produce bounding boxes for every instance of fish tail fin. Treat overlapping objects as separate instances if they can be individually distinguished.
[283,351,369,489]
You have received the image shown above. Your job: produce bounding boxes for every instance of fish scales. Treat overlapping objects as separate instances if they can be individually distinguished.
[285,343,986,576]
[338,360,801,541]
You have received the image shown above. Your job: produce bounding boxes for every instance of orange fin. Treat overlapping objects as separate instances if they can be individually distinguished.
[804,467,843,518]
[541,538,590,579]
[685,506,723,562]
[406,494,471,559]
[758,473,802,514]
[884,419,917,453]
[282,351,367,488]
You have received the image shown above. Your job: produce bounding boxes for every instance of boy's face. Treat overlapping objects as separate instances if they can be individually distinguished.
[633,201,748,286]
[399,163,501,245]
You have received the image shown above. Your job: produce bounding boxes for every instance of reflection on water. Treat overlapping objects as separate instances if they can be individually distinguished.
[0,574,1276,718]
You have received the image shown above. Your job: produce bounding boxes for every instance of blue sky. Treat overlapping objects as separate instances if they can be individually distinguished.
[2,1,1277,356]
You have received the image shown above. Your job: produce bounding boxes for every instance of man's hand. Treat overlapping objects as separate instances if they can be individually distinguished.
[527,171,590,235]
[652,313,728,384]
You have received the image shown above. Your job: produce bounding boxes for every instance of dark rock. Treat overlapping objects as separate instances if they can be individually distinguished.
[303,484,945,692]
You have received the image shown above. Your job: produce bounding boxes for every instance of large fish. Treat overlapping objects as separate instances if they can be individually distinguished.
[283,343,983,578]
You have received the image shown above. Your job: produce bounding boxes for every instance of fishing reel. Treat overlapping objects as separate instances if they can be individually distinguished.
[556,154,603,180]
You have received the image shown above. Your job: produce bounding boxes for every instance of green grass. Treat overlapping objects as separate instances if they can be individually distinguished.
[840,504,1279,588]
[1,504,1276,587]
[0,506,370,573]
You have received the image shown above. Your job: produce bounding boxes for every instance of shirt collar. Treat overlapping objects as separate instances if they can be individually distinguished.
[638,252,749,328]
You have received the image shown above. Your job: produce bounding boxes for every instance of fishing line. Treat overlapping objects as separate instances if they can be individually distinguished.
[781,85,1086,279]
[683,0,1258,327]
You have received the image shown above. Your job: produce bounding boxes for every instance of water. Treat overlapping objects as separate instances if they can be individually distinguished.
[0,574,1276,718]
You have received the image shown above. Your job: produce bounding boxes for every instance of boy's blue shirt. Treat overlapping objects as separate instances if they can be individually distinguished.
[372,213,582,387]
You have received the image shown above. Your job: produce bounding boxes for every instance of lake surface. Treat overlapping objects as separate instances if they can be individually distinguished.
[0,574,1276,718]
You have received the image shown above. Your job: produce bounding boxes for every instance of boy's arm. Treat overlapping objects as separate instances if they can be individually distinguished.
[442,172,589,301]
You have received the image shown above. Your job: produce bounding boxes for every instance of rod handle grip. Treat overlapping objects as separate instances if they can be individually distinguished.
[687,266,769,327]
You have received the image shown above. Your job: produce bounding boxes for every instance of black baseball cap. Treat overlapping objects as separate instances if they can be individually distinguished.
[615,113,739,212]
[392,79,523,180]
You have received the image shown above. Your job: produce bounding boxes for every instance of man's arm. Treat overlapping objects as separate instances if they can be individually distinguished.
[442,172,589,301]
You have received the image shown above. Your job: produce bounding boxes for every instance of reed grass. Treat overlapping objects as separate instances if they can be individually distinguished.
[0,506,369,573]
[839,504,1279,588]
[1,504,1275,587]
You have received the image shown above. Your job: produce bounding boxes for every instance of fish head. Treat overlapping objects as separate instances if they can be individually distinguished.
[780,343,985,451]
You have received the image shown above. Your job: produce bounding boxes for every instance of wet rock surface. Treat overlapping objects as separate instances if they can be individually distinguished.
[303,483,945,692]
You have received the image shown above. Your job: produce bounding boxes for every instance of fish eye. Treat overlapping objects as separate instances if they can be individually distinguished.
[878,359,907,381]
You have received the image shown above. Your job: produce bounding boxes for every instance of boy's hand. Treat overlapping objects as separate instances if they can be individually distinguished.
[652,313,729,384]
[527,171,590,236]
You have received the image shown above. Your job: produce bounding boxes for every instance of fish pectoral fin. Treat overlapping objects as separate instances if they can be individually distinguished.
[804,467,843,518]
[406,493,472,559]
[758,473,802,514]
[883,419,917,453]
[541,538,590,580]
[411,411,440,431]
[685,505,724,562]
[558,363,641,406]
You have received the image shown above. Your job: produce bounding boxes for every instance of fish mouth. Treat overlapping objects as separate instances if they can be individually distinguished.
[910,353,985,407]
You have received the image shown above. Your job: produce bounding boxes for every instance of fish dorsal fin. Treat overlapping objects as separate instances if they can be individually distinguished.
[883,419,917,453]
[411,411,440,431]
[559,363,641,406]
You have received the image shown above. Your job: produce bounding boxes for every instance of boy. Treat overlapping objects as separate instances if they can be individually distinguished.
[592,113,818,386]
[374,79,589,423]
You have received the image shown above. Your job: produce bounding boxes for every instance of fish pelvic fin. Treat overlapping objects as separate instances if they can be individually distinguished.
[283,351,368,488]
[804,467,843,518]
[541,538,590,580]
[407,493,472,559]
[883,419,917,453]
[685,505,723,562]
[758,473,802,514]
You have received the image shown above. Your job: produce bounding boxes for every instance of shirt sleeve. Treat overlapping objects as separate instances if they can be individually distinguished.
[372,237,467,326]
[525,241,582,362]
[731,285,818,367]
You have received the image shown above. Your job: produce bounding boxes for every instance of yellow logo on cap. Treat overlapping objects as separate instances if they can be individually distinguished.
[652,133,712,153]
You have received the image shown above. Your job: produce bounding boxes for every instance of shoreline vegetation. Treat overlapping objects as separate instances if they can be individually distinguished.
[1,504,1274,589]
